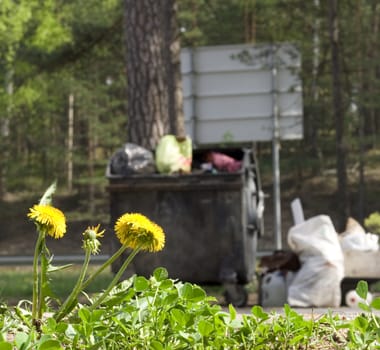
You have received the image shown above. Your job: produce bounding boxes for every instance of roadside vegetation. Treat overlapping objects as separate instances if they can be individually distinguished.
[0,267,379,349]
[0,2,379,348]
[0,185,379,349]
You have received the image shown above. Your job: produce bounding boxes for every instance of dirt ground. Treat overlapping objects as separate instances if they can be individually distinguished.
[0,167,379,258]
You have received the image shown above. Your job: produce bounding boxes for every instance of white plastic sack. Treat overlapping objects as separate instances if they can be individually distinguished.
[339,217,379,252]
[287,215,344,307]
[340,232,379,252]
[287,258,342,307]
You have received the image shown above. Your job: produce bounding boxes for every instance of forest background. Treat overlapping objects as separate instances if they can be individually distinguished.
[0,0,379,256]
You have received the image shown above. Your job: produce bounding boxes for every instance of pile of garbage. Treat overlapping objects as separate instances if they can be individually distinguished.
[259,205,379,308]
[108,135,243,177]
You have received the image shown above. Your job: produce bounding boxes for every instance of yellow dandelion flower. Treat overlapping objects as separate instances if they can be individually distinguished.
[114,213,165,252]
[28,204,66,239]
[82,224,105,254]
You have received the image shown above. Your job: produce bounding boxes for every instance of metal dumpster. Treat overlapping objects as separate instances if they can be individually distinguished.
[107,147,264,306]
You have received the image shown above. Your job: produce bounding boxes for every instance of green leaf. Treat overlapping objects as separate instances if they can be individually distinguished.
[44,317,57,331]
[159,279,173,290]
[48,264,72,273]
[90,309,104,323]
[353,315,369,332]
[153,267,168,281]
[78,307,91,323]
[38,339,63,350]
[283,303,292,317]
[14,332,29,349]
[164,293,179,305]
[40,244,56,312]
[189,286,206,302]
[273,322,284,333]
[134,276,149,292]
[358,301,371,313]
[289,334,307,345]
[179,283,193,299]
[198,320,214,337]
[55,322,68,334]
[150,340,164,350]
[0,342,12,350]
[229,304,236,320]
[356,280,368,300]
[39,182,57,205]
[251,305,269,320]
[171,308,186,327]
[370,297,380,310]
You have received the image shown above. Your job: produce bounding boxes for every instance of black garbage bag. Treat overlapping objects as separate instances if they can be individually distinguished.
[109,143,155,176]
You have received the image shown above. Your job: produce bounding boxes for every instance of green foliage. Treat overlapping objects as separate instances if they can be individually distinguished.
[0,0,126,197]
[4,186,379,348]
[365,212,380,235]
[178,0,247,46]
[346,280,380,347]
[1,274,380,348]
[0,0,378,199]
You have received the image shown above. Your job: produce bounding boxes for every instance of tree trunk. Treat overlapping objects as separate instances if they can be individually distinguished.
[309,0,323,174]
[0,69,13,199]
[368,2,380,148]
[328,0,349,231]
[124,0,184,150]
[88,115,96,216]
[243,0,256,43]
[67,93,74,193]
[356,0,365,223]
[164,0,185,138]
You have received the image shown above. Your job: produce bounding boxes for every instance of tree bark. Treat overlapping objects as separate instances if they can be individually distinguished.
[164,0,185,138]
[328,0,349,231]
[67,93,74,193]
[356,0,365,223]
[124,0,184,150]
[309,0,323,173]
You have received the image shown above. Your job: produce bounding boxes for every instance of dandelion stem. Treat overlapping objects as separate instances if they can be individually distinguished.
[372,312,380,328]
[81,244,129,290]
[37,243,49,320]
[32,231,44,323]
[55,248,92,322]
[89,246,141,311]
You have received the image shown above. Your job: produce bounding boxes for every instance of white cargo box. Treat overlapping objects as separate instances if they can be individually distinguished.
[344,251,380,279]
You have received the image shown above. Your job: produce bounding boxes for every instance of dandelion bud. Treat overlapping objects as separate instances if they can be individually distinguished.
[82,225,105,255]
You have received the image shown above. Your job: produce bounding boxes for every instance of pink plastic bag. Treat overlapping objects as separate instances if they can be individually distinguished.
[208,152,242,173]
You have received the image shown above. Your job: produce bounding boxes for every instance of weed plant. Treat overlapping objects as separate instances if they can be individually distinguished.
[0,272,379,349]
[0,185,379,349]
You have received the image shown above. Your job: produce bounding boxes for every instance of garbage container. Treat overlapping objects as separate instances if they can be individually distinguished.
[106,147,264,306]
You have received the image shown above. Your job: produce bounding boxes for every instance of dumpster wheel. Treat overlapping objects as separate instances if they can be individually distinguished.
[224,283,248,307]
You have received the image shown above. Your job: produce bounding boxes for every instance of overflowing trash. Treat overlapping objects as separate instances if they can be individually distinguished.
[155,135,192,174]
[259,214,345,308]
[258,250,300,307]
[205,151,242,173]
[108,135,246,177]
[339,217,379,252]
[259,197,380,308]
[108,143,155,176]
[287,215,344,307]
[106,138,264,307]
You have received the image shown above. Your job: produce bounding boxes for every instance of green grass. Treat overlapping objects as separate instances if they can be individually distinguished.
[0,265,114,305]
[0,266,256,307]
